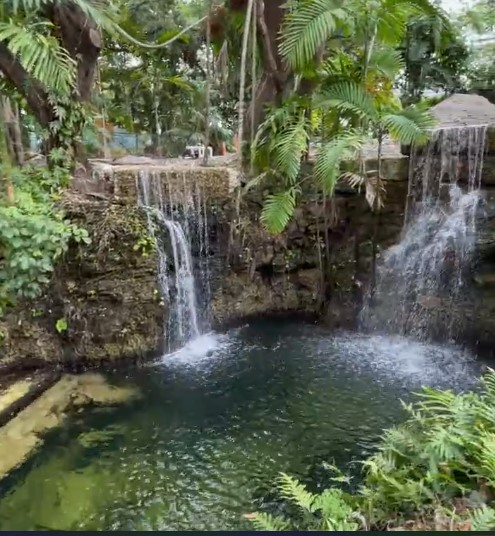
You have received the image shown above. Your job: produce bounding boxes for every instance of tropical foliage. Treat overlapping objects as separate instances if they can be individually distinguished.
[0,0,492,306]
[0,0,211,315]
[248,370,495,531]
[0,162,90,315]
[249,0,439,234]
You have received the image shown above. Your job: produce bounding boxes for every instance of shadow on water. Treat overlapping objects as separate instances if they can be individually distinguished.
[0,319,485,530]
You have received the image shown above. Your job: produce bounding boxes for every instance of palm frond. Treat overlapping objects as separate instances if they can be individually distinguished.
[382,105,435,146]
[367,47,405,80]
[374,0,426,45]
[0,20,76,94]
[342,170,386,210]
[251,102,299,170]
[280,0,348,71]
[8,0,115,28]
[260,188,298,235]
[315,81,376,120]
[269,112,310,184]
[314,131,367,195]
[164,75,194,91]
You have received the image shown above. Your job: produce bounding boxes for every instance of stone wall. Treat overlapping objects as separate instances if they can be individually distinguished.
[4,149,495,370]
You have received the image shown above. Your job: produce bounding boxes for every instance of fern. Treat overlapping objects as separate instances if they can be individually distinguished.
[248,512,290,531]
[312,488,359,530]
[277,473,317,512]
[247,372,495,532]
[248,475,359,531]
[469,507,495,531]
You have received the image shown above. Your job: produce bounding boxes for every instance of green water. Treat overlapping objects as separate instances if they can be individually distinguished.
[0,321,483,530]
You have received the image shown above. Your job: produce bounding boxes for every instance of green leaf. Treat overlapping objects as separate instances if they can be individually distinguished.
[280,0,349,71]
[469,507,495,531]
[247,512,290,531]
[315,81,376,120]
[261,189,298,235]
[382,106,436,146]
[270,112,310,185]
[55,318,68,333]
[314,131,367,195]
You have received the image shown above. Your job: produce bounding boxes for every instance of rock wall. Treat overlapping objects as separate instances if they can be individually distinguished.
[3,148,495,370]
[211,158,409,329]
[0,165,240,371]
[0,200,165,371]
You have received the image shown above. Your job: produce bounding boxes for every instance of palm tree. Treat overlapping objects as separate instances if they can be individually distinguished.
[249,0,438,234]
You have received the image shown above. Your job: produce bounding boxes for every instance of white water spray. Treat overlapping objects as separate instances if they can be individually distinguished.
[361,125,487,341]
[137,170,211,350]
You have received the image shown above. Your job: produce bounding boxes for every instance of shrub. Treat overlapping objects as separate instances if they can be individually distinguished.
[0,164,89,314]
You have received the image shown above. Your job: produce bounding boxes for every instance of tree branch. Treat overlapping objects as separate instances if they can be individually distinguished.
[47,2,101,101]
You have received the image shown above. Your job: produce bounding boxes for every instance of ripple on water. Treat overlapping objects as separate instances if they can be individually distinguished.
[0,321,485,531]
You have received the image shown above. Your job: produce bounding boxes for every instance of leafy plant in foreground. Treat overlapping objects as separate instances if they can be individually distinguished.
[248,472,360,531]
[247,371,495,531]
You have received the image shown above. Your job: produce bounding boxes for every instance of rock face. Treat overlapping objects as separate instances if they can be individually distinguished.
[3,142,495,368]
[211,157,409,328]
[0,200,165,370]
[463,193,495,354]
[0,166,240,370]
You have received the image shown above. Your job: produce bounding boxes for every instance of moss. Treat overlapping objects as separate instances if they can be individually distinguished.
[0,379,33,414]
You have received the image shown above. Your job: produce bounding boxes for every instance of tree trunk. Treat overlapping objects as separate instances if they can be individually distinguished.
[0,1,101,159]
[0,43,54,128]
[1,97,24,166]
[246,0,289,139]
[47,2,102,103]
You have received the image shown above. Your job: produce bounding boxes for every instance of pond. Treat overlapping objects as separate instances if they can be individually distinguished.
[0,320,484,530]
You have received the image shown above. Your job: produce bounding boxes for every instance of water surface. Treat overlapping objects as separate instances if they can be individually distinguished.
[0,320,483,530]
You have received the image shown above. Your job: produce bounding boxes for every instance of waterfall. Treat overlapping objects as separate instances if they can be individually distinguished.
[361,125,487,341]
[137,170,211,350]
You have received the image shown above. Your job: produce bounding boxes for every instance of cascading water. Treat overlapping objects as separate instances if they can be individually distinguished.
[361,125,487,341]
[137,170,211,350]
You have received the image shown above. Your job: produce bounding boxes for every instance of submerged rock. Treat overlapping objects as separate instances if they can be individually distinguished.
[0,373,138,481]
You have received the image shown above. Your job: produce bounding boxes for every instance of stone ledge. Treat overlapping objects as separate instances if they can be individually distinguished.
[113,166,240,204]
